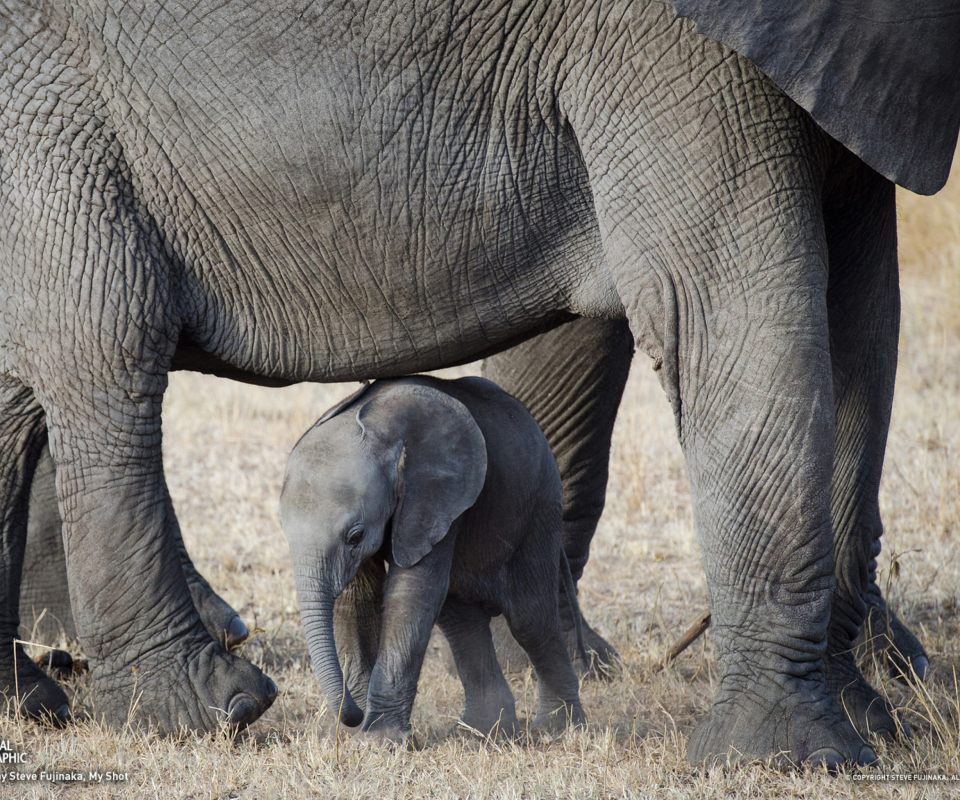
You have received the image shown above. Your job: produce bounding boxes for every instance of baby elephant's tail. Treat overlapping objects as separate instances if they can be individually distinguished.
[559,550,588,667]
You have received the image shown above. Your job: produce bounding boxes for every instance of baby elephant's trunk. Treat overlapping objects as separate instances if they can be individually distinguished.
[294,570,364,727]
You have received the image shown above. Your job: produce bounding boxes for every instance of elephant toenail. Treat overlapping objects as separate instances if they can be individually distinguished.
[54,703,72,723]
[224,616,250,649]
[226,693,259,726]
[856,745,879,767]
[805,747,846,771]
[911,656,929,681]
[264,676,278,704]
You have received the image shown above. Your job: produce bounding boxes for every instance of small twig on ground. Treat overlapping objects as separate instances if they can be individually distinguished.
[654,610,711,673]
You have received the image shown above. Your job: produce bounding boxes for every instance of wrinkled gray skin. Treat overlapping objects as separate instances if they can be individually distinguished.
[281,377,585,742]
[20,317,929,683]
[19,444,249,650]
[482,319,930,680]
[1,0,956,765]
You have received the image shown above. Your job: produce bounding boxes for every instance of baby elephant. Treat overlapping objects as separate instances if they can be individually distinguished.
[280,376,586,742]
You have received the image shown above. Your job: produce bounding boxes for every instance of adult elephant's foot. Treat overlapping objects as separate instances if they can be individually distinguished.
[35,649,89,681]
[854,584,929,682]
[459,695,521,739]
[0,642,71,725]
[92,631,276,733]
[455,708,521,740]
[567,614,621,680]
[687,675,877,769]
[825,650,909,742]
[557,590,621,679]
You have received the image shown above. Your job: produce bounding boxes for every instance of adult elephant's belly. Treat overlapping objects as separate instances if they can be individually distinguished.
[107,10,622,380]
[176,95,626,379]
[120,45,618,383]
[163,140,616,383]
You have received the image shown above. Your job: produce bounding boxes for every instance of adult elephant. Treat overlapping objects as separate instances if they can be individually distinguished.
[19,318,929,680]
[1,0,957,767]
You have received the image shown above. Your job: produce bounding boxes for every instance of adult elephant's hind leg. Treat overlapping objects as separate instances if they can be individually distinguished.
[823,159,908,739]
[0,378,70,722]
[19,444,250,650]
[482,318,634,676]
[41,365,276,733]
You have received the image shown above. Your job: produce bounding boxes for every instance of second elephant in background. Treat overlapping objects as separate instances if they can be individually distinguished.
[280,376,586,742]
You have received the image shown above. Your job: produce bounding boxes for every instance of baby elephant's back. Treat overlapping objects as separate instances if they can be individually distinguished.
[424,375,563,571]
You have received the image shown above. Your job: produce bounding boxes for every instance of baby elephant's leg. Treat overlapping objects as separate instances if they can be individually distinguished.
[363,538,457,742]
[504,521,585,734]
[504,610,585,733]
[437,598,519,738]
[335,559,386,714]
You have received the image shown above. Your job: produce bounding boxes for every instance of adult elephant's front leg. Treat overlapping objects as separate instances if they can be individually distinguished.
[570,10,877,763]
[661,266,873,768]
[38,363,275,733]
[7,126,275,734]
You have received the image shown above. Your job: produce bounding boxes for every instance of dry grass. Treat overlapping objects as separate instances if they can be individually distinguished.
[4,173,960,797]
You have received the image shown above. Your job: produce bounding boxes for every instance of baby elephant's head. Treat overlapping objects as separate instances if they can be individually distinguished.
[279,381,487,726]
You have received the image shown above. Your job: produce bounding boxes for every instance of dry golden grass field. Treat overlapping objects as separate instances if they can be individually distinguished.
[2,170,960,798]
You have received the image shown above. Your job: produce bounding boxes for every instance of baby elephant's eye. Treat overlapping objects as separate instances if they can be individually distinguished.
[345,525,365,546]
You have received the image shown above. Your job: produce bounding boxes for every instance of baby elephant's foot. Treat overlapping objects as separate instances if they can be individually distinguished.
[688,675,877,770]
[531,699,586,736]
[357,717,417,749]
[457,708,522,740]
[1,643,72,726]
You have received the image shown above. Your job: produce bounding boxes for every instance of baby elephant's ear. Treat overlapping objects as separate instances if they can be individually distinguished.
[361,385,487,569]
[315,382,372,426]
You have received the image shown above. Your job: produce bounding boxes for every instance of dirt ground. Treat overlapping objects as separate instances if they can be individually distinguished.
[2,169,959,798]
